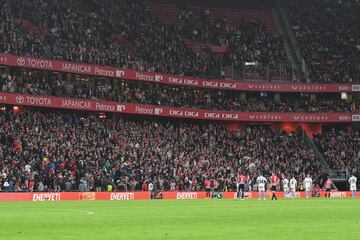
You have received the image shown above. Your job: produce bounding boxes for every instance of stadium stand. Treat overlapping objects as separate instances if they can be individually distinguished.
[313,127,360,173]
[0,109,322,192]
[0,0,291,81]
[287,0,360,83]
[0,0,358,194]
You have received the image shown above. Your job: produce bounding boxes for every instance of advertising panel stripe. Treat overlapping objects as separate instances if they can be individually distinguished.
[0,53,355,93]
[0,92,356,123]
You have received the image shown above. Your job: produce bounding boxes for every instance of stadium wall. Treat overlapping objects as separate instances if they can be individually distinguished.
[0,191,357,202]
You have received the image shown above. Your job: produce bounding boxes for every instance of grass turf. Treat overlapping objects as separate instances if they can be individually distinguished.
[0,198,359,240]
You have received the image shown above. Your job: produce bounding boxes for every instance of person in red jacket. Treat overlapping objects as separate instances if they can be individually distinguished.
[141,180,148,191]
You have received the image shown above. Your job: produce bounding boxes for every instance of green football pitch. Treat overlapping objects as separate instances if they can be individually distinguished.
[1,199,359,240]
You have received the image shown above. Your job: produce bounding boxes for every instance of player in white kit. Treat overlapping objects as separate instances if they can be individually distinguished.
[303,175,313,199]
[256,175,267,200]
[348,175,357,198]
[289,177,297,199]
[282,176,289,197]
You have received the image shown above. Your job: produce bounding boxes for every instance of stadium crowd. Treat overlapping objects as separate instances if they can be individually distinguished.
[0,0,358,83]
[0,0,291,81]
[314,128,360,173]
[177,8,291,80]
[0,109,322,192]
[0,71,356,113]
[288,0,360,83]
[0,0,358,194]
[0,0,217,79]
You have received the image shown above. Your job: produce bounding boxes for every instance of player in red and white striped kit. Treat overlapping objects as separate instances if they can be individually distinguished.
[205,178,211,199]
[270,173,280,200]
[236,172,247,200]
[324,177,333,198]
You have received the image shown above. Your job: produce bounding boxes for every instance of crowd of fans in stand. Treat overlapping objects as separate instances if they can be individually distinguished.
[0,0,218,78]
[0,109,322,192]
[288,0,360,83]
[177,9,291,80]
[0,0,358,83]
[0,0,292,81]
[314,127,360,174]
[0,71,357,113]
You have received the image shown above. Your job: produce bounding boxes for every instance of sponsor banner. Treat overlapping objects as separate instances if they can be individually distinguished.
[352,115,360,122]
[283,192,303,199]
[109,192,135,200]
[32,192,62,201]
[0,191,357,202]
[324,191,350,198]
[222,192,254,199]
[163,192,206,200]
[96,192,150,200]
[352,85,360,92]
[80,192,96,201]
[0,92,357,123]
[0,53,356,93]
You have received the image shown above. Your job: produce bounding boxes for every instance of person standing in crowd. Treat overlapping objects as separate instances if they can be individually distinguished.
[148,180,154,199]
[95,176,102,192]
[37,181,45,192]
[213,178,219,196]
[106,182,113,192]
[54,175,61,192]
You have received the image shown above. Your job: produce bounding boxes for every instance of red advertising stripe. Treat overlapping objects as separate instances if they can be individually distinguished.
[0,92,356,123]
[0,53,355,93]
[0,192,32,202]
[0,191,356,202]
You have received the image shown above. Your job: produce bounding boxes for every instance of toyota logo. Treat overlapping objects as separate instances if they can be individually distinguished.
[16,96,24,104]
[17,57,26,66]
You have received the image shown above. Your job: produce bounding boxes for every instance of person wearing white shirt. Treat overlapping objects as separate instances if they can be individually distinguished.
[256,175,267,200]
[304,175,313,199]
[289,177,297,199]
[348,175,357,198]
[148,181,154,199]
[283,177,289,196]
